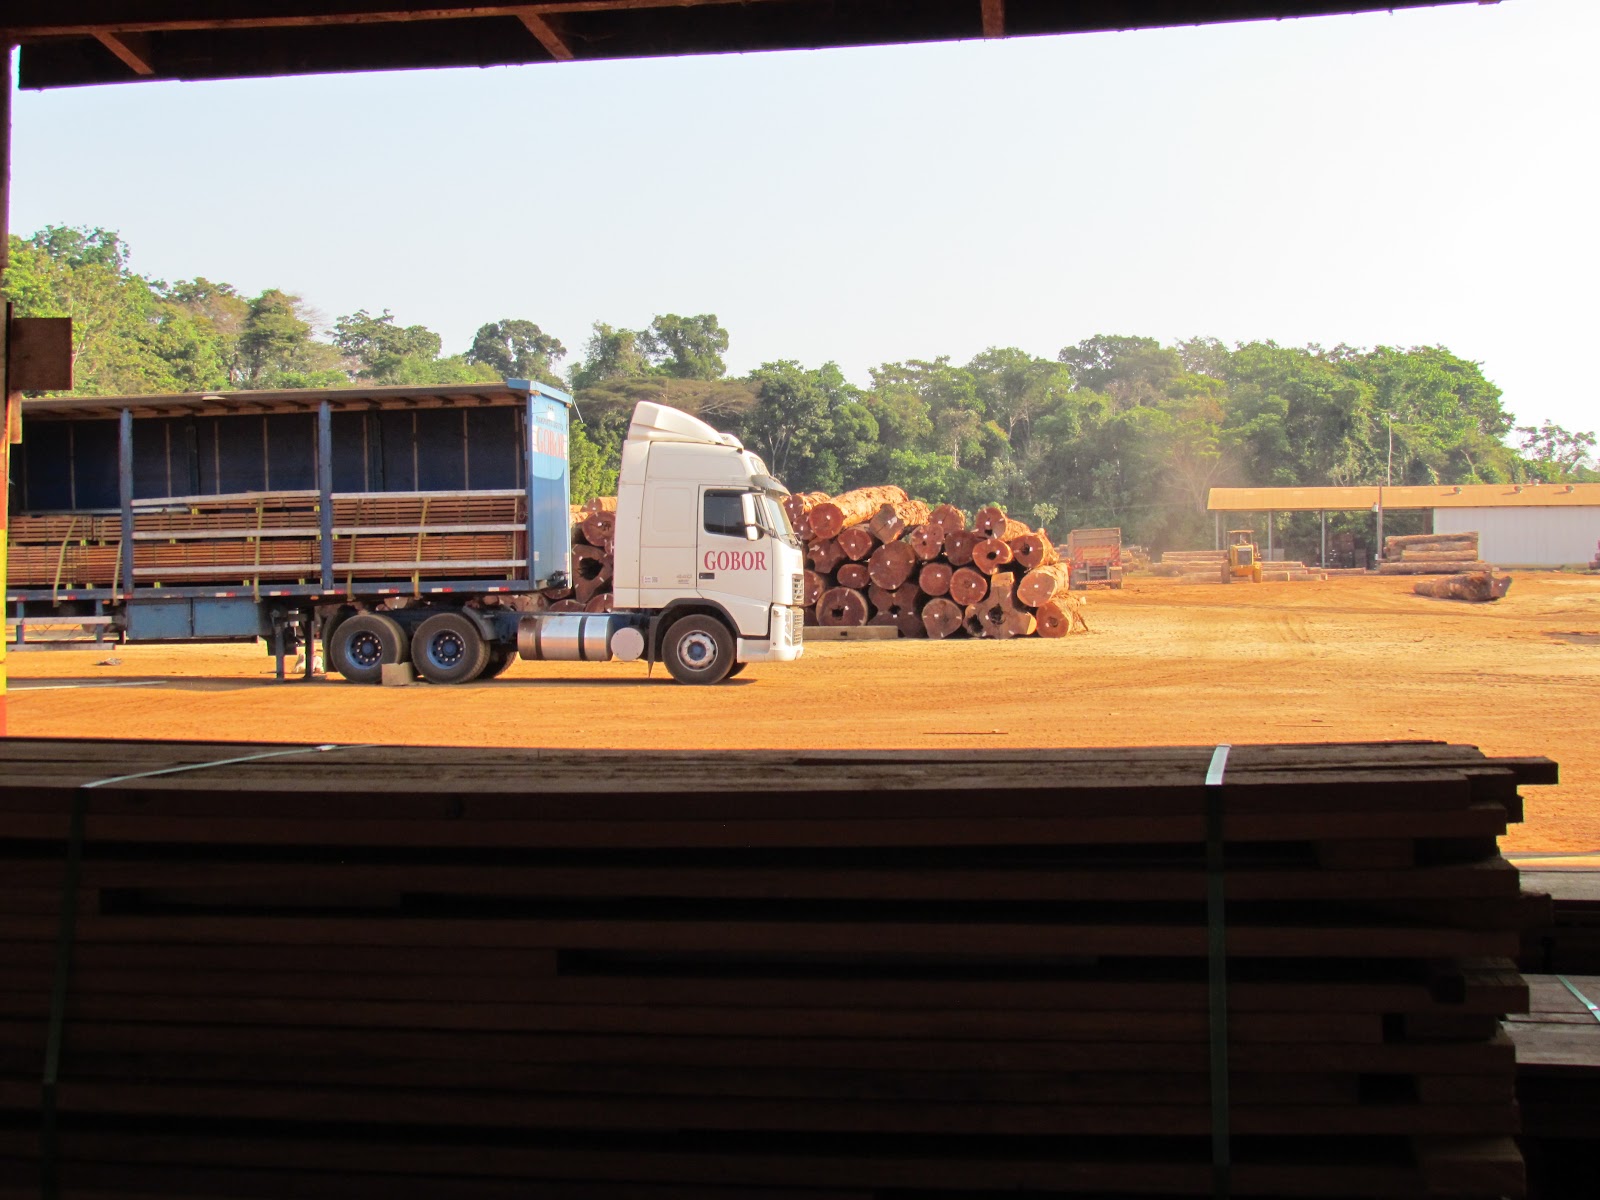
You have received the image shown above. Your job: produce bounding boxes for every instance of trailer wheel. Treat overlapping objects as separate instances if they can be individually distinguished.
[481,644,517,680]
[662,614,734,685]
[329,613,409,684]
[412,612,490,685]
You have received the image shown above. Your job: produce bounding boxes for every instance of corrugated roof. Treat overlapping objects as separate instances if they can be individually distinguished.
[19,381,570,420]
[1209,483,1600,511]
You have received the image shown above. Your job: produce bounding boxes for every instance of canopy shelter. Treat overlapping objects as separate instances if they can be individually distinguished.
[1207,484,1600,566]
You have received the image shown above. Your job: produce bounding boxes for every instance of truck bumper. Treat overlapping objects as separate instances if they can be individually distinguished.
[736,605,804,662]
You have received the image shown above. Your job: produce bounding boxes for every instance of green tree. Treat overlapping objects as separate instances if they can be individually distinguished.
[466,319,566,385]
[332,308,447,383]
[1517,421,1598,481]
[570,322,651,391]
[641,313,729,380]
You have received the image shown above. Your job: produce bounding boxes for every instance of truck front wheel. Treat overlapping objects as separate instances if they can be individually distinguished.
[662,614,735,685]
[329,613,409,684]
[412,612,490,685]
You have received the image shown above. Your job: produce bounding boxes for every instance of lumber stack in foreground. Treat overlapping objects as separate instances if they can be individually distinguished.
[0,738,1557,1199]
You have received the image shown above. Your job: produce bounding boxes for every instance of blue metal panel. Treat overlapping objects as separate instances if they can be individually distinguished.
[329,411,368,491]
[125,600,192,640]
[378,411,416,491]
[524,387,571,587]
[73,420,120,509]
[22,421,72,509]
[415,409,467,492]
[466,407,518,490]
[193,599,270,638]
[119,410,135,596]
[318,402,334,591]
[266,413,316,491]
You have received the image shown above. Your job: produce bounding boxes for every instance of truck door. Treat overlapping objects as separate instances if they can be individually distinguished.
[698,487,776,636]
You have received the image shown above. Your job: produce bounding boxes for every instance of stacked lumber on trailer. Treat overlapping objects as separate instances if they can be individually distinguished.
[6,492,531,588]
[1505,969,1600,1194]
[0,737,1558,1199]
[797,490,1083,639]
[1380,533,1486,576]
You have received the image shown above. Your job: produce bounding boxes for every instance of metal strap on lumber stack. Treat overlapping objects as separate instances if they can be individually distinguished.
[0,738,1556,1199]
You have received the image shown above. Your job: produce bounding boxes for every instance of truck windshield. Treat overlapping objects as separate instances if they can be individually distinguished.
[755,493,799,548]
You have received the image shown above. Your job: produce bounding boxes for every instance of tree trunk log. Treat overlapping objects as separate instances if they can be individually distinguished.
[972,536,1015,575]
[836,525,878,562]
[920,596,964,639]
[948,565,990,607]
[906,524,944,561]
[1388,548,1482,561]
[816,587,870,626]
[1018,562,1074,608]
[1414,571,1512,602]
[1009,528,1059,570]
[585,495,618,514]
[927,503,967,536]
[867,540,917,590]
[783,491,830,540]
[808,485,909,540]
[804,569,826,605]
[836,562,871,589]
[807,539,846,575]
[943,529,984,567]
[868,585,924,637]
[1377,561,1489,575]
[867,499,932,544]
[1385,532,1478,549]
[583,593,613,613]
[918,561,953,597]
[973,505,1008,538]
[967,574,1036,639]
[580,511,615,547]
[547,598,585,613]
[1036,595,1089,637]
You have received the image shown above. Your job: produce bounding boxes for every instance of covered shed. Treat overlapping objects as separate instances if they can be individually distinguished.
[1208,483,1600,568]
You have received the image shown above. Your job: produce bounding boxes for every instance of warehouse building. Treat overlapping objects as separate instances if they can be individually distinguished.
[1208,483,1600,568]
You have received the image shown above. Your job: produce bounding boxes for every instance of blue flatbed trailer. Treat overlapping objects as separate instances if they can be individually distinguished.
[5,380,574,679]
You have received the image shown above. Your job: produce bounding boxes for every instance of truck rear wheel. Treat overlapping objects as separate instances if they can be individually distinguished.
[412,612,490,685]
[662,614,735,685]
[329,613,409,684]
[481,644,517,679]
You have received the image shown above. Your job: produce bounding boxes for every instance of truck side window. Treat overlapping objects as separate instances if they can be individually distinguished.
[704,490,746,537]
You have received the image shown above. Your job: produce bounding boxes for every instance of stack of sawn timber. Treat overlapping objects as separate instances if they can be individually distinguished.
[789,487,1085,638]
[539,496,616,612]
[1380,532,1487,576]
[1159,548,1228,583]
[6,492,530,588]
[0,736,1557,1200]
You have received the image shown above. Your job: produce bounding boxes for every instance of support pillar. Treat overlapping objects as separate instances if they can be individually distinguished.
[1266,512,1274,561]
[1320,510,1327,568]
[1214,511,1221,552]
[1,45,15,737]
[1375,490,1385,564]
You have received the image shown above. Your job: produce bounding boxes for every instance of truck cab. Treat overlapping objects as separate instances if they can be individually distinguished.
[611,402,805,682]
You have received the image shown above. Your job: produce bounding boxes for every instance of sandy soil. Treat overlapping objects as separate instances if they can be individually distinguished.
[6,573,1598,855]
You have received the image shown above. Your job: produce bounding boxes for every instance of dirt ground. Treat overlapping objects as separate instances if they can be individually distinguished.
[5,573,1598,856]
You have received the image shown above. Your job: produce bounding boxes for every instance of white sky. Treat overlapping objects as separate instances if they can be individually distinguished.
[10,0,1598,436]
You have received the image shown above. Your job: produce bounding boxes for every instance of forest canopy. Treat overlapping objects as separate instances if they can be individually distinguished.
[6,224,1595,553]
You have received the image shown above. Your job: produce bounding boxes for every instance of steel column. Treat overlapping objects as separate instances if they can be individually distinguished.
[1320,510,1327,567]
[524,391,538,585]
[119,409,134,596]
[0,44,13,736]
[318,400,333,591]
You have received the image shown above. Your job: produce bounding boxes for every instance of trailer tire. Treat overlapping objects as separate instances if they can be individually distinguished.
[412,612,490,685]
[481,644,517,680]
[329,613,409,684]
[661,614,735,685]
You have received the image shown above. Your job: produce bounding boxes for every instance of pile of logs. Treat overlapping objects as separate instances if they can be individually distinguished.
[540,496,616,613]
[1380,532,1487,575]
[1157,549,1228,583]
[0,736,1558,1199]
[790,487,1087,639]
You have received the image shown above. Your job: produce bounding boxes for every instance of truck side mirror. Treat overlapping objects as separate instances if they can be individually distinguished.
[739,492,761,541]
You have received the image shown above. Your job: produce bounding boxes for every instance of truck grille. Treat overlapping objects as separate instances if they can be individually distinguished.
[791,606,804,644]
[791,573,804,605]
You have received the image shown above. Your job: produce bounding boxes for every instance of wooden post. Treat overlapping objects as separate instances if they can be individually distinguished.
[1,45,14,737]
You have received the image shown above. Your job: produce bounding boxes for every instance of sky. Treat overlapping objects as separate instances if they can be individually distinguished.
[9,0,1599,436]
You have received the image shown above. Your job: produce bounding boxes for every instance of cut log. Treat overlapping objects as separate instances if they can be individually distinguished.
[808,486,908,540]
[1036,595,1089,637]
[836,562,871,589]
[782,491,829,540]
[1385,532,1478,549]
[1389,548,1482,561]
[1414,571,1513,602]
[906,524,944,562]
[807,539,846,575]
[1018,562,1074,608]
[867,585,924,637]
[944,529,984,568]
[867,499,932,544]
[836,525,878,562]
[1378,561,1489,576]
[546,598,584,613]
[803,570,826,606]
[867,541,918,591]
[580,511,615,547]
[584,495,618,514]
[972,536,1016,575]
[948,566,991,607]
[815,587,870,626]
[974,505,1009,538]
[920,596,964,639]
[583,593,613,613]
[1008,528,1059,570]
[967,573,1036,639]
[926,503,967,536]
[918,561,953,597]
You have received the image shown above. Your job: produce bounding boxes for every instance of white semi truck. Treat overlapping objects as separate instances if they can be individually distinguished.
[6,381,804,686]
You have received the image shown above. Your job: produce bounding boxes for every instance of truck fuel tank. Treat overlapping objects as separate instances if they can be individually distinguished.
[517,612,646,662]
